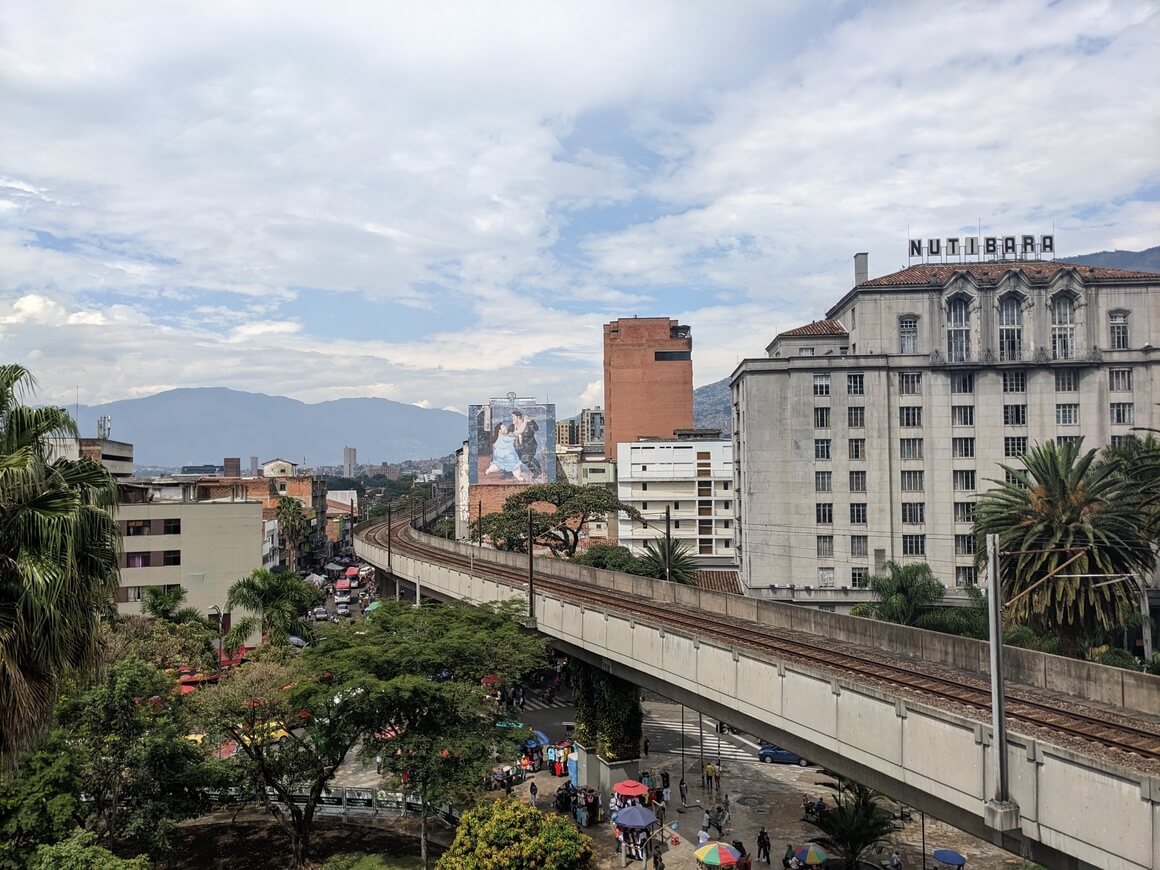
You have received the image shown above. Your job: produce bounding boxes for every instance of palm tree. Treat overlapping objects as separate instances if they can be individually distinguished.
[974,439,1153,653]
[226,568,319,646]
[275,498,309,572]
[0,364,120,762]
[851,562,945,626]
[141,585,211,627]
[637,537,699,584]
[809,782,901,870]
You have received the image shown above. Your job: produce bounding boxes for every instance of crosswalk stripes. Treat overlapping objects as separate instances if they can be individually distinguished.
[520,695,571,712]
[641,715,758,764]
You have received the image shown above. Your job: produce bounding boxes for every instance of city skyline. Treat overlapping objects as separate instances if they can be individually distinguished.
[1,1,1157,418]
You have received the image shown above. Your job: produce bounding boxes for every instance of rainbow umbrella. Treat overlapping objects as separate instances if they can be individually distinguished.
[694,841,742,866]
[796,844,831,865]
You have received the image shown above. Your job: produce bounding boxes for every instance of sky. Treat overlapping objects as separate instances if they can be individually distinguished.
[2,0,1158,419]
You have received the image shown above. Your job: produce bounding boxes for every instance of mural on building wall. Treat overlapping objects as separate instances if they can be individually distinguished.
[468,396,556,485]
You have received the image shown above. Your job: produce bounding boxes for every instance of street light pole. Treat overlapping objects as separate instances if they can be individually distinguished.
[527,506,535,622]
[984,533,1019,831]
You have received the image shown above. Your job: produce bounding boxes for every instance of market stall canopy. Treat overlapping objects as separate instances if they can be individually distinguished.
[612,779,649,797]
[614,804,657,829]
[345,567,359,577]
[335,579,351,590]
[795,844,830,865]
[523,730,550,749]
[324,562,343,571]
[304,573,326,588]
[933,850,967,867]
[694,841,741,866]
[364,600,383,612]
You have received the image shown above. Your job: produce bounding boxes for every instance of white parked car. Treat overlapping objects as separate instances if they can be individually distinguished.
[336,604,352,618]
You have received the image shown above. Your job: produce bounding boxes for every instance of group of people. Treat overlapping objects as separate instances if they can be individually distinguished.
[700,798,731,839]
[703,759,723,792]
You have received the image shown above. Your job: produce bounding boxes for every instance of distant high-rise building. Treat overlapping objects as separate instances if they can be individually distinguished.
[343,446,357,478]
[603,317,693,459]
[580,406,605,446]
[223,457,241,478]
[556,419,579,447]
[249,455,260,477]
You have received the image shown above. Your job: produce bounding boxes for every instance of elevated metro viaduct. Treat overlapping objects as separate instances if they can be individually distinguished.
[355,519,1160,870]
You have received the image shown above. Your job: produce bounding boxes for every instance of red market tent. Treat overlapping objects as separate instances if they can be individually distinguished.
[345,567,359,577]
[336,579,351,591]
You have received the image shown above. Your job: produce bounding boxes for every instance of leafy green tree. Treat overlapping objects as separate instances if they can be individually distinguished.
[809,782,900,870]
[141,585,212,628]
[490,483,640,557]
[28,832,149,870]
[635,537,699,584]
[570,544,641,572]
[276,497,310,571]
[101,614,217,673]
[974,439,1153,653]
[226,567,320,646]
[437,798,594,870]
[0,363,121,763]
[0,729,83,867]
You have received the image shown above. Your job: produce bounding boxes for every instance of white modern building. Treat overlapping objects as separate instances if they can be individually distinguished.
[616,434,736,567]
[733,254,1160,597]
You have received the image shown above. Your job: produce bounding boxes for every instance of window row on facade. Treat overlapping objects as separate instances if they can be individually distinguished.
[811,368,1133,397]
[811,564,978,589]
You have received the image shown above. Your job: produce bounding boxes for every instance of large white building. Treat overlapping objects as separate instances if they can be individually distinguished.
[733,254,1160,596]
[617,434,736,567]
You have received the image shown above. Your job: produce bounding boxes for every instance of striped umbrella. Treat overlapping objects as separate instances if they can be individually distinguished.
[694,841,742,866]
[796,844,831,865]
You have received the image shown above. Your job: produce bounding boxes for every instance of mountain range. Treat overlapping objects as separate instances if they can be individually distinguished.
[690,246,1160,434]
[75,388,466,468]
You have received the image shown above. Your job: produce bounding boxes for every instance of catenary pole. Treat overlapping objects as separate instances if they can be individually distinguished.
[664,505,672,583]
[527,506,535,620]
[986,533,1009,802]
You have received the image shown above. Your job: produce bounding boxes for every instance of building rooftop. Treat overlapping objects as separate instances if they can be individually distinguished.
[775,319,848,339]
[691,570,742,595]
[856,260,1159,288]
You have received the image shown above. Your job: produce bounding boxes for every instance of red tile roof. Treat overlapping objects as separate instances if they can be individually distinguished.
[859,260,1158,288]
[775,319,848,338]
[692,570,743,595]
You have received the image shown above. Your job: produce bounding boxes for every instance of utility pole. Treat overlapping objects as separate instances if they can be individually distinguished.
[698,713,705,787]
[478,499,483,546]
[389,503,398,602]
[526,506,535,622]
[664,505,672,583]
[984,533,1019,831]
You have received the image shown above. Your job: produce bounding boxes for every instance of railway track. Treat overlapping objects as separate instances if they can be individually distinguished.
[364,518,1160,765]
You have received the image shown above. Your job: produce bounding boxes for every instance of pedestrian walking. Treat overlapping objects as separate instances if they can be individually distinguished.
[679,777,689,807]
[529,780,539,805]
[713,764,721,792]
[704,761,714,791]
[890,851,903,870]
[375,753,382,774]
[702,808,710,831]
[710,806,724,837]
[783,843,795,869]
[643,736,650,757]
[723,793,731,816]
[756,827,771,864]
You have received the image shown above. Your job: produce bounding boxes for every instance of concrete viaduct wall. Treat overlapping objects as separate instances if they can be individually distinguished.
[356,528,1160,870]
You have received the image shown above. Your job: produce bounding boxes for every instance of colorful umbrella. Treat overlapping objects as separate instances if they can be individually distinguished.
[933,850,966,867]
[694,841,742,866]
[796,844,830,865]
[614,804,658,829]
[612,779,649,797]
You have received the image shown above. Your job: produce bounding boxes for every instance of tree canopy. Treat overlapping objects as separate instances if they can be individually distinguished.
[808,782,900,870]
[475,483,639,557]
[437,798,594,870]
[226,567,321,646]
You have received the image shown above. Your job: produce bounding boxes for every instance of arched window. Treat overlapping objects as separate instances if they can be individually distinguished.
[1109,311,1130,350]
[998,295,1023,362]
[946,297,971,362]
[1051,295,1076,360]
[899,316,919,354]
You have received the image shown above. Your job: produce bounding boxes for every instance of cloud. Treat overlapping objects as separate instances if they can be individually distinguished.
[0,0,1156,429]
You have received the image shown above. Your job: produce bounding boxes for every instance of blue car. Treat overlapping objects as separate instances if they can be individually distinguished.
[758,744,809,766]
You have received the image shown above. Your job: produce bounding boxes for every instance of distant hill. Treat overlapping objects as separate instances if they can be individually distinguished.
[1064,245,1160,273]
[72,387,466,467]
[694,377,732,436]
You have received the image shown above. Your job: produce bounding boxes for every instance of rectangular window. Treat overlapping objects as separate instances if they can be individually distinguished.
[163,518,181,535]
[955,534,976,555]
[1109,368,1132,392]
[1004,436,1028,457]
[1002,371,1026,393]
[848,439,865,460]
[1111,435,1132,447]
[814,439,831,460]
[126,586,143,603]
[950,372,974,394]
[816,503,833,524]
[815,471,832,492]
[899,407,922,427]
[126,520,150,537]
[1056,404,1079,426]
[814,407,831,428]
[799,347,815,357]
[901,502,925,524]
[817,567,835,588]
[816,536,834,557]
[1055,370,1079,391]
[1003,404,1027,426]
[126,552,151,569]
[900,470,924,491]
[851,567,870,588]
[654,350,691,361]
[951,405,975,426]
[900,438,923,460]
[951,437,975,458]
[849,503,867,524]
[1005,469,1029,488]
[902,534,926,556]
[850,535,868,557]
[899,317,918,354]
[899,372,922,395]
[849,470,867,492]
[1056,435,1082,446]
[847,406,865,428]
[162,550,181,566]
[953,470,976,491]
[1110,403,1135,425]
[813,374,831,396]
[847,373,864,395]
[955,566,977,587]
[954,501,975,523]
[1109,312,1129,350]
